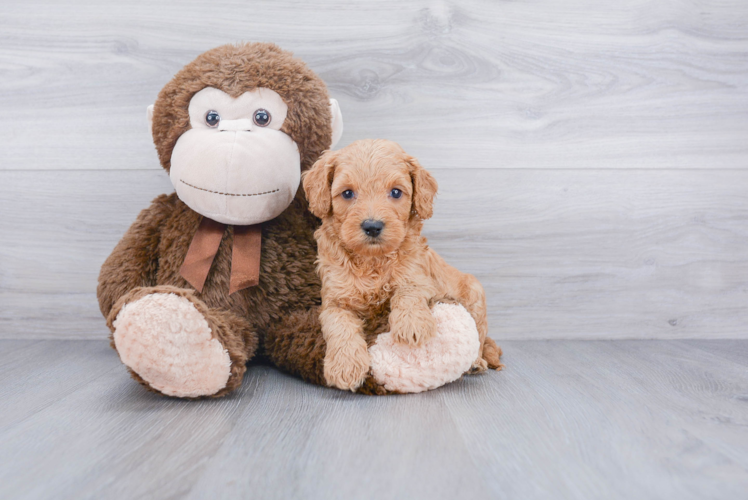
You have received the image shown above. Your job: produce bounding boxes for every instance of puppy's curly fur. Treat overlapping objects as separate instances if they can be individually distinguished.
[303,139,503,391]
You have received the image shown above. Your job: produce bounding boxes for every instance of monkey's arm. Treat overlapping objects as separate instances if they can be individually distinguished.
[97,194,176,319]
[265,307,392,395]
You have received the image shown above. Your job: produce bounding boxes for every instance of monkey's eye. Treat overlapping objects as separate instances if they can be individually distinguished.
[390,188,403,199]
[341,190,355,200]
[205,110,221,128]
[253,108,271,127]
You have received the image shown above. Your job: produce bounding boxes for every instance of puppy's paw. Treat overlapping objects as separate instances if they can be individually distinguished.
[324,340,371,391]
[389,305,437,346]
[469,357,488,374]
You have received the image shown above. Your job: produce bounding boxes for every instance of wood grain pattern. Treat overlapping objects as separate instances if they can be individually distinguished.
[445,340,748,500]
[1,0,747,340]
[2,169,746,339]
[1,0,747,170]
[0,339,746,499]
[0,340,116,432]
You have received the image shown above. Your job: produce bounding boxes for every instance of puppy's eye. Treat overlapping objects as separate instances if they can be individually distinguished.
[253,108,271,127]
[205,110,220,128]
[341,190,355,200]
[390,188,403,199]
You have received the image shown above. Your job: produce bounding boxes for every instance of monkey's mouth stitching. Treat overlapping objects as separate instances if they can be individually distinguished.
[180,179,280,197]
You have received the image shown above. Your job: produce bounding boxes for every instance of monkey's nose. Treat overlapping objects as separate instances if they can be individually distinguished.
[361,219,384,238]
[217,119,254,131]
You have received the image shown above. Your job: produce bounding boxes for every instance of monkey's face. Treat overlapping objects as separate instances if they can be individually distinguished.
[169,87,301,225]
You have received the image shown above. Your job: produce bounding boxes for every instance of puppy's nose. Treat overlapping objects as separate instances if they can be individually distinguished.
[361,219,384,238]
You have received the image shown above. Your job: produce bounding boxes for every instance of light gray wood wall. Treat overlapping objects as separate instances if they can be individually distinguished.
[1,0,747,339]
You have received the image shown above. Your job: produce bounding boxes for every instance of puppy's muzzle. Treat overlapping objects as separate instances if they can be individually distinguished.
[361,219,384,238]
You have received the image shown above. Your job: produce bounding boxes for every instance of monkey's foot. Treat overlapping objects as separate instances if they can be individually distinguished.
[368,303,480,393]
[112,292,231,398]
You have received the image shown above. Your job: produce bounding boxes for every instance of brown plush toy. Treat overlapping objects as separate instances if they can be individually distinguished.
[97,43,344,398]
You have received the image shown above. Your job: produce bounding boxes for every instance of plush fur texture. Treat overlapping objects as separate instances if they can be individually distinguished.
[369,303,480,393]
[152,43,332,174]
[98,43,336,397]
[302,139,504,392]
[264,305,394,395]
[113,292,232,397]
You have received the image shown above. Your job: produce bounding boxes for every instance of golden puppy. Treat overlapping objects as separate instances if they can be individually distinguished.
[303,139,503,391]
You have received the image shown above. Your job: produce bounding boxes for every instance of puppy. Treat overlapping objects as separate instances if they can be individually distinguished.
[303,139,503,391]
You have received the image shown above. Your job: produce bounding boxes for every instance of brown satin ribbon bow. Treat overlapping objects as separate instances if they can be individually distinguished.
[180,217,262,295]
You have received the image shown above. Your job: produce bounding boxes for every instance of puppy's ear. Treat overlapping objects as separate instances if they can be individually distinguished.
[303,150,338,218]
[406,155,438,220]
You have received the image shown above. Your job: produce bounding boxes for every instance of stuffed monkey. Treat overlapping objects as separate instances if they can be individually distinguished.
[98,43,343,397]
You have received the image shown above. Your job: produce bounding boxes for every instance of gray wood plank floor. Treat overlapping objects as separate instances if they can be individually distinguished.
[1,339,746,500]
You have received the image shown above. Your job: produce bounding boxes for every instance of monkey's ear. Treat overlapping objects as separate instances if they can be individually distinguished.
[406,155,438,220]
[146,104,154,134]
[303,150,338,219]
[329,99,343,149]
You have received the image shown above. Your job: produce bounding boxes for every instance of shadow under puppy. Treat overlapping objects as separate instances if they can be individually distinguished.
[302,138,503,391]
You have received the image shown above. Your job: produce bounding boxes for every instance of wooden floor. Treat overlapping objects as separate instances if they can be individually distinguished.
[1,339,746,500]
